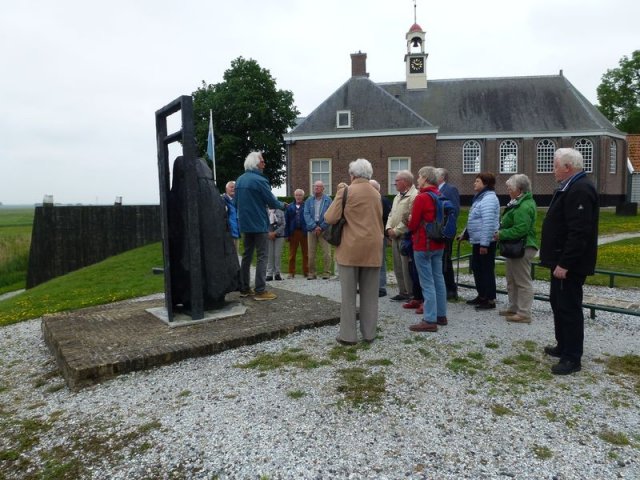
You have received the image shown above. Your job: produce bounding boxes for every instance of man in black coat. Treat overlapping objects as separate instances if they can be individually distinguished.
[437,168,461,300]
[539,148,599,375]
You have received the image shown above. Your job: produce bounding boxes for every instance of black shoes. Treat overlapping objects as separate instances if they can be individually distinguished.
[379,290,387,297]
[274,274,283,281]
[466,296,484,305]
[475,301,496,310]
[551,359,581,375]
[544,345,562,358]
[446,291,458,300]
[391,294,410,301]
[336,336,357,346]
[265,276,273,281]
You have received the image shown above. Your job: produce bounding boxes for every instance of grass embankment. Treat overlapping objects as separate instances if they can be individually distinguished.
[0,207,638,326]
[0,243,163,327]
[0,208,34,295]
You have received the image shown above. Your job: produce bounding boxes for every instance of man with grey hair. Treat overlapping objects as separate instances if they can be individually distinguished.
[540,148,598,375]
[436,168,460,299]
[222,180,239,252]
[304,180,333,279]
[386,170,418,301]
[284,188,309,278]
[235,151,286,301]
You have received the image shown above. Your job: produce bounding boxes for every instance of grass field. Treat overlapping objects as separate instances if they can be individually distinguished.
[0,205,638,326]
[0,207,34,294]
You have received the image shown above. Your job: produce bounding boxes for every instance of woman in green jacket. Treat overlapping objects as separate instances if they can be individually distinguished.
[495,174,538,323]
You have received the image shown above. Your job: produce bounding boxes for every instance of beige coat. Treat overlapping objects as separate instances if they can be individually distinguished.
[385,184,418,236]
[325,178,383,267]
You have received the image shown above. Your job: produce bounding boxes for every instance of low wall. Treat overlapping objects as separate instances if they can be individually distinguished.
[27,205,161,288]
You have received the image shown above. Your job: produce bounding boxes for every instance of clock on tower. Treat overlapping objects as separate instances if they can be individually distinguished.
[409,57,424,74]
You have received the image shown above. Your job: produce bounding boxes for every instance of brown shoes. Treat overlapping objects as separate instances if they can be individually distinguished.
[506,314,531,324]
[402,299,422,309]
[409,321,438,332]
[436,316,448,325]
[498,310,516,316]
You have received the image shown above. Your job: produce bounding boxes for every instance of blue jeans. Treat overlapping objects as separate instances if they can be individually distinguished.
[414,249,447,323]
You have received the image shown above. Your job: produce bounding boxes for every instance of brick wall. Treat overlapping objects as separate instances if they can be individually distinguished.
[289,134,626,204]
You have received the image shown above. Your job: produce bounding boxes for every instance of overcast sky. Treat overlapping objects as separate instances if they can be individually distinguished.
[1,0,637,205]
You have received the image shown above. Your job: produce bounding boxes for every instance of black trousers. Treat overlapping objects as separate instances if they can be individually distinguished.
[471,242,497,301]
[442,238,457,295]
[549,273,586,363]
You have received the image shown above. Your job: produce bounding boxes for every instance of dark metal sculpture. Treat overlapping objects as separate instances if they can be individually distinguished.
[155,96,239,321]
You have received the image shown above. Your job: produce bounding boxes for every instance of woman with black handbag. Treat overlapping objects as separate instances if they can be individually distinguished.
[495,174,538,323]
[324,159,383,345]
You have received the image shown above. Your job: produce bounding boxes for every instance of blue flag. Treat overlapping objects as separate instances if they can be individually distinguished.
[206,109,217,183]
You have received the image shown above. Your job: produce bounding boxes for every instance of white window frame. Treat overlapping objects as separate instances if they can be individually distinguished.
[462,140,481,174]
[388,157,411,194]
[609,141,617,174]
[310,158,332,195]
[336,110,351,129]
[574,138,593,173]
[499,140,518,174]
[536,139,556,173]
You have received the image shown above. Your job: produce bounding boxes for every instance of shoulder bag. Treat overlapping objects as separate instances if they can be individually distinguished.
[322,187,348,246]
[498,238,526,258]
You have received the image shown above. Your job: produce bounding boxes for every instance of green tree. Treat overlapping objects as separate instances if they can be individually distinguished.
[596,50,640,134]
[193,57,299,189]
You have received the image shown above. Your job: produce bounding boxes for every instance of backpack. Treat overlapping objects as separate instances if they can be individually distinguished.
[424,191,456,241]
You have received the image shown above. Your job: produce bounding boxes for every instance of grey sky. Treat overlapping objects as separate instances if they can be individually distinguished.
[1,0,637,205]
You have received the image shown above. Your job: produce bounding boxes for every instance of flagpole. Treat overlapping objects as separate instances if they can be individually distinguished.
[207,109,217,184]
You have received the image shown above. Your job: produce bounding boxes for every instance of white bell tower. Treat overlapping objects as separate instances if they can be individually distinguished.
[405,2,427,89]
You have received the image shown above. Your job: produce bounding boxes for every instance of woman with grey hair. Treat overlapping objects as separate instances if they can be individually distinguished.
[406,166,447,332]
[324,158,383,344]
[495,173,538,323]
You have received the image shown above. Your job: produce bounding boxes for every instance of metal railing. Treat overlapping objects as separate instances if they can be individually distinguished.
[454,253,640,318]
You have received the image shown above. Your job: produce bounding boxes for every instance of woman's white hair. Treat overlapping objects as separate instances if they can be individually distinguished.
[348,158,373,180]
[417,166,438,186]
[506,173,531,193]
[244,151,263,171]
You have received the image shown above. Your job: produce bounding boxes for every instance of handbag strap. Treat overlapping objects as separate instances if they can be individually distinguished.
[339,187,348,219]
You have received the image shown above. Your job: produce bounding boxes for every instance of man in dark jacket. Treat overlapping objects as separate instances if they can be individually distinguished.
[437,168,461,299]
[370,179,392,296]
[540,148,599,375]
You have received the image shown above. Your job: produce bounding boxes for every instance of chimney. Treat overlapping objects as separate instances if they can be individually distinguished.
[350,51,369,77]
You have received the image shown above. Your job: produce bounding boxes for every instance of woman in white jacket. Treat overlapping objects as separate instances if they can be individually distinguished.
[462,172,500,309]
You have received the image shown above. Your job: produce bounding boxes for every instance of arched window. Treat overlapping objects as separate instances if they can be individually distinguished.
[574,138,593,173]
[499,140,518,174]
[462,140,481,173]
[609,141,617,174]
[536,139,556,173]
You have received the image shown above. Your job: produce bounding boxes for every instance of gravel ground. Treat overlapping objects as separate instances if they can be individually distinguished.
[1,274,639,480]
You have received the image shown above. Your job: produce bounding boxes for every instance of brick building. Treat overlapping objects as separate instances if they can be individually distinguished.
[284,22,627,205]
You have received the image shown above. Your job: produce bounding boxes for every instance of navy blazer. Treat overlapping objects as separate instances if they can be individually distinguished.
[439,182,461,226]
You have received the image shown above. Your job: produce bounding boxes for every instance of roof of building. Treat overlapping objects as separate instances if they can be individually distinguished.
[628,134,640,172]
[289,73,624,139]
[291,76,434,137]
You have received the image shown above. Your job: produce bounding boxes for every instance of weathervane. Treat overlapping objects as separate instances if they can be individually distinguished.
[413,0,417,23]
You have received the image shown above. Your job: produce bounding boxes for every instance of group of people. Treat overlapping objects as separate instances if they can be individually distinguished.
[226,148,598,376]
[222,153,337,301]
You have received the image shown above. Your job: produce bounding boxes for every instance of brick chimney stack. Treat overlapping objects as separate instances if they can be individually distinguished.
[351,51,369,77]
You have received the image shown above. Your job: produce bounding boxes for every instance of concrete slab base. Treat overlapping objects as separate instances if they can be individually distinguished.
[42,288,340,390]
[146,301,247,328]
